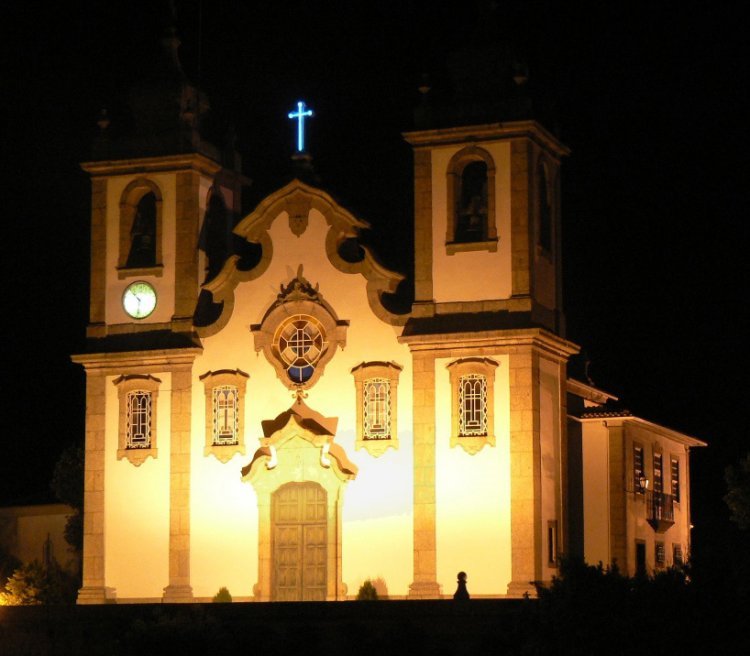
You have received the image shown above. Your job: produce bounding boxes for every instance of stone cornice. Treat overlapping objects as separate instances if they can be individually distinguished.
[573,414,707,448]
[399,327,580,361]
[81,153,222,178]
[567,378,619,404]
[403,120,571,159]
[72,347,202,373]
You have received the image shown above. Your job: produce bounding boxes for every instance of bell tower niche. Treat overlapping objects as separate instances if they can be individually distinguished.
[404,7,568,336]
[404,122,568,335]
[83,24,245,340]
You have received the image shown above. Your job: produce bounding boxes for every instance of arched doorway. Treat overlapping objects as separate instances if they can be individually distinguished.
[272,482,327,601]
[242,399,357,601]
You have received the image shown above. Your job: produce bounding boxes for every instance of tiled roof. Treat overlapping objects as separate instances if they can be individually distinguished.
[578,406,633,419]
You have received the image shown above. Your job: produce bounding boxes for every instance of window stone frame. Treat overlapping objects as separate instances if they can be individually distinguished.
[114,374,161,466]
[633,443,646,494]
[251,269,348,392]
[351,361,402,457]
[199,369,249,463]
[447,358,498,455]
[670,454,681,503]
[445,146,498,255]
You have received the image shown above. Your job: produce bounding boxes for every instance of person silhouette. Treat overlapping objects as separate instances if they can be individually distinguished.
[453,571,470,600]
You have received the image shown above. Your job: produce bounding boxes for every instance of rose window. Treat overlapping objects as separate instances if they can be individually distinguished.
[273,314,327,385]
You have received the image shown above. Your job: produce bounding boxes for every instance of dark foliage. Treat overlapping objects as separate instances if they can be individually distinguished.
[50,443,84,553]
[529,556,702,655]
[1,558,79,606]
[725,452,750,530]
[50,444,84,510]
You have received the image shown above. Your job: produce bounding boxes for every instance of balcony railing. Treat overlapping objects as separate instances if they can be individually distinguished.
[646,491,675,532]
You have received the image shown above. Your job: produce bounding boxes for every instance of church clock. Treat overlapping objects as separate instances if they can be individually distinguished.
[122,281,157,319]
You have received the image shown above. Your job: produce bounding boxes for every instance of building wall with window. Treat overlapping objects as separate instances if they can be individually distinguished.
[0,504,77,574]
[572,383,701,577]
[188,208,415,599]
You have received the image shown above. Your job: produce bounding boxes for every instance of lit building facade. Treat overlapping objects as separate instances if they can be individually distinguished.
[74,29,703,603]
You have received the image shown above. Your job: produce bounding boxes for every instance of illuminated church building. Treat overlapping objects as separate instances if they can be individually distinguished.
[74,30,704,603]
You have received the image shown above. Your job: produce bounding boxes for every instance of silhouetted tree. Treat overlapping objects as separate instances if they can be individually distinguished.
[50,444,84,551]
[725,452,750,530]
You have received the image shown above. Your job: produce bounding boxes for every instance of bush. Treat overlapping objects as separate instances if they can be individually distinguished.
[0,559,79,606]
[212,586,232,603]
[356,579,378,600]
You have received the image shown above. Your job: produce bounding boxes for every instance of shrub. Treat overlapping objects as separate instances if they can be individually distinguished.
[212,586,232,603]
[356,579,378,600]
[0,558,79,606]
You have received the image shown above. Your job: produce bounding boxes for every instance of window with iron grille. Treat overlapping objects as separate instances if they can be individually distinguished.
[633,445,645,493]
[653,452,664,494]
[673,543,683,566]
[447,358,498,455]
[655,542,666,568]
[115,374,160,465]
[363,378,390,440]
[671,456,680,502]
[459,374,487,437]
[200,369,248,463]
[127,390,152,448]
[213,385,239,445]
[352,361,402,456]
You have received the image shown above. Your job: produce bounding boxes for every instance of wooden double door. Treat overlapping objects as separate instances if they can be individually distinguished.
[272,482,328,601]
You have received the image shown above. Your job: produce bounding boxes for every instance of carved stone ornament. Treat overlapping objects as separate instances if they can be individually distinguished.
[275,265,322,305]
[251,266,349,391]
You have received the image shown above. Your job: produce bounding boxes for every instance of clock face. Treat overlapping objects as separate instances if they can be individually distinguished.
[122,281,157,319]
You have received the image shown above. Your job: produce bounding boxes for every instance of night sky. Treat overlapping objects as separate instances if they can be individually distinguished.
[2,2,748,563]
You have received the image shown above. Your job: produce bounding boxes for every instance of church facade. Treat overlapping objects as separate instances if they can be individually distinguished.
[74,31,703,604]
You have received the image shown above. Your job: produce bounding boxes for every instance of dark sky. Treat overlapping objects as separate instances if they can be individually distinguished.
[2,1,748,559]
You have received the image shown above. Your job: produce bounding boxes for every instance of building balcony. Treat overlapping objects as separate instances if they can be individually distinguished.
[646,491,675,533]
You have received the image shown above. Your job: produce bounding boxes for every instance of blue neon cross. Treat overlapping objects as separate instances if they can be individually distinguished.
[288,100,314,152]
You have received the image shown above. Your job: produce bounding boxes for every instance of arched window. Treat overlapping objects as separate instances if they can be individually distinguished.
[118,178,163,276]
[447,358,498,455]
[200,369,249,462]
[446,147,498,254]
[126,192,157,267]
[459,373,487,436]
[456,161,488,242]
[114,374,161,466]
[351,361,402,457]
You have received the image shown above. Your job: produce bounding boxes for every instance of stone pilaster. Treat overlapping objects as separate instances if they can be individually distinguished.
[506,348,542,598]
[510,139,531,298]
[413,148,433,304]
[253,497,271,602]
[77,373,114,604]
[408,352,441,598]
[173,171,201,327]
[608,424,627,569]
[556,359,569,558]
[88,178,107,333]
[162,367,194,602]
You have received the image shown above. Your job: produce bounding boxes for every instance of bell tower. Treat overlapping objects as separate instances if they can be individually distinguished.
[404,121,568,335]
[75,23,245,605]
[83,25,244,340]
[400,22,578,599]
